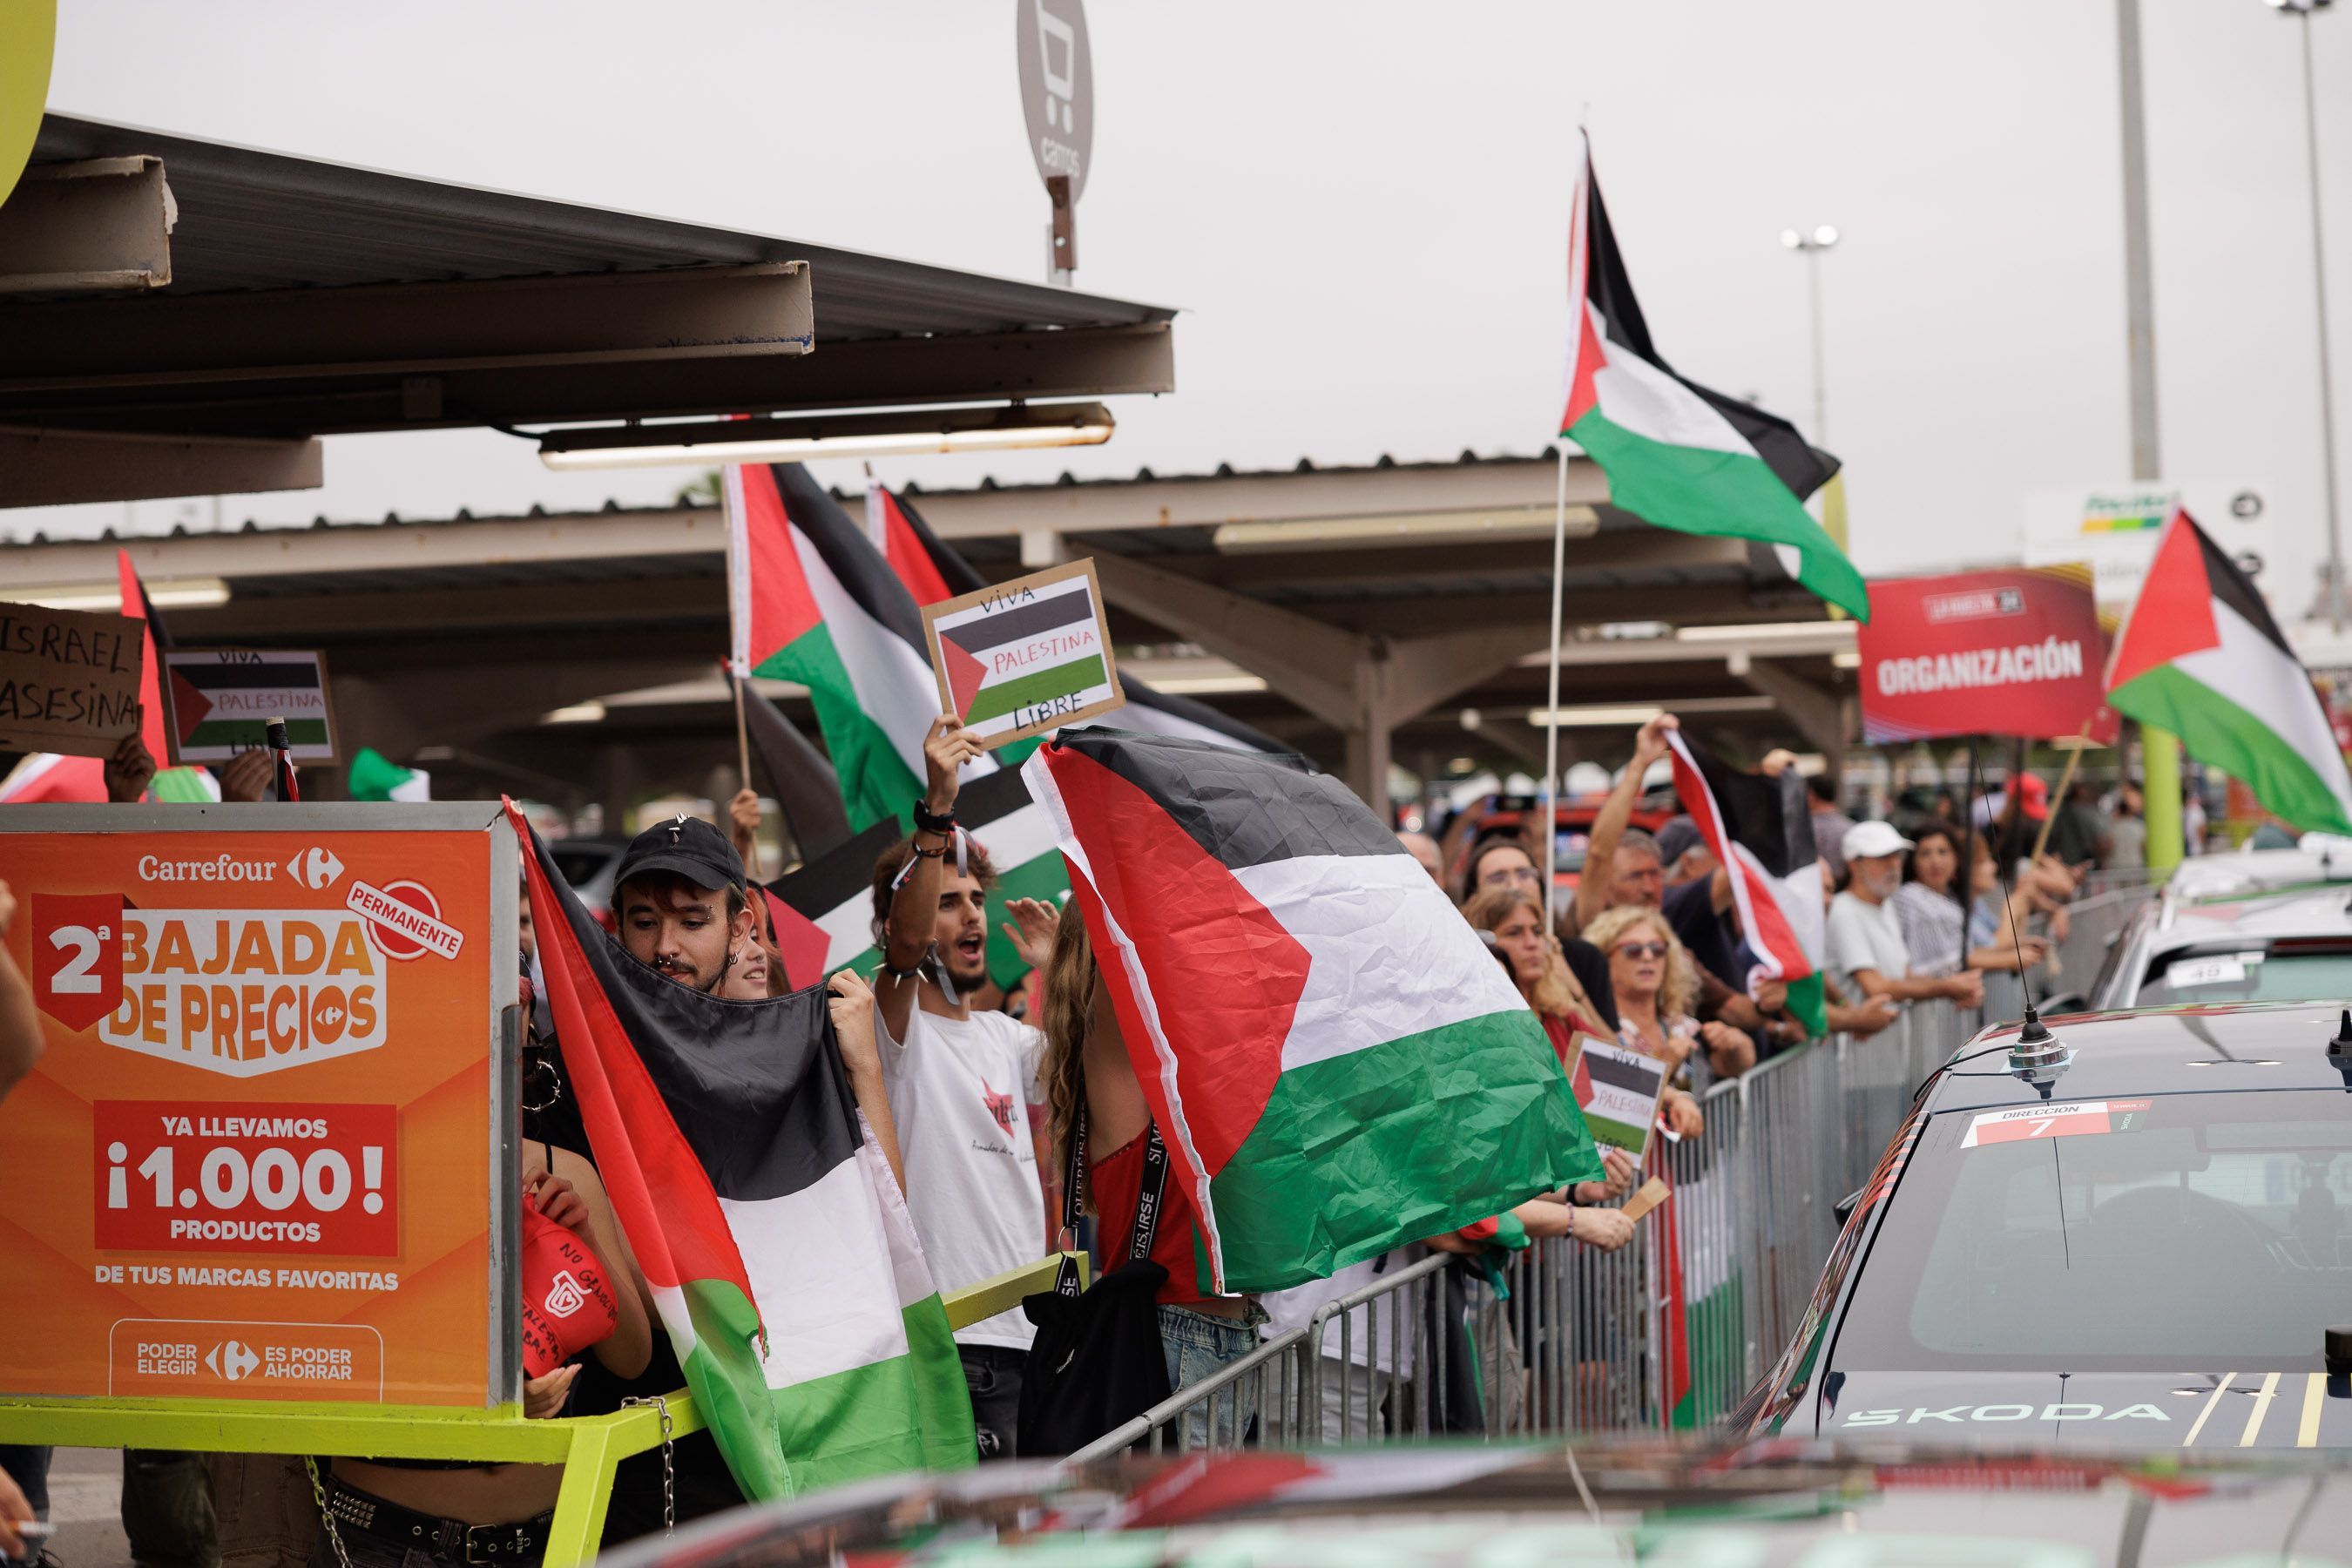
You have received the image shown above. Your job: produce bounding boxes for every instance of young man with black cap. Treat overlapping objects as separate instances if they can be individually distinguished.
[872,717,1058,1460]
[576,812,902,1541]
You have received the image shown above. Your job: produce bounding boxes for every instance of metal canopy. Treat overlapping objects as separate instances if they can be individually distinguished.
[0,115,1177,452]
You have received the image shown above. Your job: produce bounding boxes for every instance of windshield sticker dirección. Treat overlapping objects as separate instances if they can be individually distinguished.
[1960,1100,2152,1148]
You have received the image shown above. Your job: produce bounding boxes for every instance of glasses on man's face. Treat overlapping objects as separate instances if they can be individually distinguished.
[1612,941,1669,961]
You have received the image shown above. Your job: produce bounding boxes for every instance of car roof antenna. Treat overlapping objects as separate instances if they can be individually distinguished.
[1973,744,2071,1098]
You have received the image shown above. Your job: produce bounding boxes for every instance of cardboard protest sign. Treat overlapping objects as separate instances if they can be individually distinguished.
[0,603,145,759]
[921,558,1122,750]
[1567,1034,1670,1164]
[161,648,338,764]
[1620,1176,1671,1222]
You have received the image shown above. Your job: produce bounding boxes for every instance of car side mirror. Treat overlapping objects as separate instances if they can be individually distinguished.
[2039,991,2087,1017]
[2327,1326,2352,1376]
[1834,1188,1863,1227]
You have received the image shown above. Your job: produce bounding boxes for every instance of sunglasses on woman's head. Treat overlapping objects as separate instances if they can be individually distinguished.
[1612,941,1668,960]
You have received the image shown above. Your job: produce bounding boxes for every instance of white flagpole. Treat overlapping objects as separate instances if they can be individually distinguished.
[1543,441,1569,895]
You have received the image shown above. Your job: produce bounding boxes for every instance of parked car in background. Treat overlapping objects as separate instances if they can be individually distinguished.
[2089,841,2352,1010]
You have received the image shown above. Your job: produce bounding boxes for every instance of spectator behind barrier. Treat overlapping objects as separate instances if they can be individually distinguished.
[871,716,1058,1461]
[1579,906,1716,1132]
[1826,821,1984,1010]
[1037,899,1264,1449]
[1890,826,2049,982]
[1462,887,1612,1049]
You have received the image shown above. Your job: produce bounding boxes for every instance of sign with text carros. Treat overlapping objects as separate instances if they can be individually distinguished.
[0,806,513,1408]
[1857,566,2118,744]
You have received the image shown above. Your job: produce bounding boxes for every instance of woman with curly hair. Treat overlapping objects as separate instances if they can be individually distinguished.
[1579,905,1731,1134]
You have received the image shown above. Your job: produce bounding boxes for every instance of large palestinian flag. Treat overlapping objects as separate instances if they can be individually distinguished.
[1562,144,1868,620]
[1666,733,1828,1036]
[1022,730,1600,1293]
[871,483,1287,755]
[2106,508,2352,835]
[510,802,972,1497]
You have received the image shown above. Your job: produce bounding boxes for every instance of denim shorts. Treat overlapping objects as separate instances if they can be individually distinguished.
[1159,1302,1266,1449]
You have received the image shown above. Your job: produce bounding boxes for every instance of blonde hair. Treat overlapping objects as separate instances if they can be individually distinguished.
[1582,904,1700,1019]
[1037,900,1096,1212]
[1461,886,1585,1022]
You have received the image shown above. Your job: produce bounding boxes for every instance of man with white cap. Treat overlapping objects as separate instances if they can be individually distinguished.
[1825,820,1985,1009]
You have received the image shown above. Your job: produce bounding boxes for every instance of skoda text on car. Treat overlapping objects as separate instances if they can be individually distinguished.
[1733,1002,2352,1449]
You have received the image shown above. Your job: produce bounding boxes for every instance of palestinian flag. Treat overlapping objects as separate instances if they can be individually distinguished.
[1665,733,1827,1036]
[1562,144,1869,620]
[345,747,430,802]
[165,651,332,758]
[726,461,998,832]
[873,483,1287,756]
[1,551,215,804]
[2105,508,2352,835]
[1022,730,1600,1293]
[510,802,973,1497]
[738,673,853,862]
[764,768,1068,994]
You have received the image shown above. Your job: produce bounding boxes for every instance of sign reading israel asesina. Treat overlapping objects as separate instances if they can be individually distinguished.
[1855,566,2118,744]
[0,805,511,1407]
[921,558,1123,750]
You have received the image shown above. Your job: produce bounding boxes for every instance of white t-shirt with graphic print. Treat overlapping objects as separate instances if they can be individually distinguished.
[877,1002,1048,1351]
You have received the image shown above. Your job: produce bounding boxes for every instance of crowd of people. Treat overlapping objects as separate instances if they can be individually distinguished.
[0,712,2141,1567]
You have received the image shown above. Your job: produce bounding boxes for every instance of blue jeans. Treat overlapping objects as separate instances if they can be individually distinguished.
[1159,1304,1262,1450]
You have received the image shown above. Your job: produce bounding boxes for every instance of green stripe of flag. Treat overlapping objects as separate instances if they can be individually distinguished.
[2112,663,2352,835]
[965,654,1107,726]
[757,625,923,833]
[1206,1009,1598,1292]
[769,1297,972,1490]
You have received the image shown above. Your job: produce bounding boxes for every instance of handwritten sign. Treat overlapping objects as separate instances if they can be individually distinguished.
[161,648,338,765]
[0,604,145,760]
[1566,1035,1670,1165]
[920,558,1123,750]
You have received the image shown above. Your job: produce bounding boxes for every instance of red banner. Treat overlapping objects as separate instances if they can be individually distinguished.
[1857,567,2118,743]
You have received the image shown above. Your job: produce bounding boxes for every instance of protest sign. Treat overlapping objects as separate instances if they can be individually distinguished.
[1568,1034,1668,1165]
[0,603,145,760]
[161,648,338,764]
[921,558,1122,749]
[1856,566,2118,744]
[0,806,511,1406]
[1620,1176,1670,1222]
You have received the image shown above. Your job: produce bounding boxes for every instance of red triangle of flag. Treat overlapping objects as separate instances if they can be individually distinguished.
[764,888,832,992]
[2105,509,2222,691]
[939,632,990,720]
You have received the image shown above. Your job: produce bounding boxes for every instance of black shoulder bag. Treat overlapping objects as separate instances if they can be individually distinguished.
[1014,1106,1173,1454]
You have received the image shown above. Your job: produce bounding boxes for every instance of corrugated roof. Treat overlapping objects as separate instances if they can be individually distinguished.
[27,115,1173,341]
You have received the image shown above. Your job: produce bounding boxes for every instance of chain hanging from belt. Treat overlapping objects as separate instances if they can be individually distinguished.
[620,1393,675,1532]
[302,1456,355,1568]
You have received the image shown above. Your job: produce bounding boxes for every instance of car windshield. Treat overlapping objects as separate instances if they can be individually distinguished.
[1835,1090,2352,1371]
[2137,945,2352,1006]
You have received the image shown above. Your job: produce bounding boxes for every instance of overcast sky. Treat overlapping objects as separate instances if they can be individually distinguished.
[13,0,2350,611]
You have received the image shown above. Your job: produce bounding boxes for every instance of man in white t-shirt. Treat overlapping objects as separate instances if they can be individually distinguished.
[874,715,1056,1459]
[1826,821,1984,1009]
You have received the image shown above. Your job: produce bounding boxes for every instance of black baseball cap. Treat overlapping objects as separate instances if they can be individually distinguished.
[612,814,746,901]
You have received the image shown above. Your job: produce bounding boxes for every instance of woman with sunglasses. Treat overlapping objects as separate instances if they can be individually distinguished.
[1580,907,1720,1135]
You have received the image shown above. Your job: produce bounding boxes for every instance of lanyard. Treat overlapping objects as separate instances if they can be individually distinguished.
[1053,1100,1166,1297]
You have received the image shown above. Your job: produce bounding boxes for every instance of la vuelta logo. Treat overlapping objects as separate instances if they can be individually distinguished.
[29,896,391,1077]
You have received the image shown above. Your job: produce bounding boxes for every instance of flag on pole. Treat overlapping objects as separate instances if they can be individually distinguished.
[737,675,853,862]
[1665,733,1828,1036]
[2105,508,2352,835]
[510,802,973,1497]
[725,461,996,833]
[345,747,430,802]
[1561,143,1869,620]
[1021,730,1601,1293]
[871,483,1288,755]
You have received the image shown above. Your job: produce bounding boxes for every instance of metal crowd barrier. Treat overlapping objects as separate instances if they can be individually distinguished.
[1060,1007,1964,1459]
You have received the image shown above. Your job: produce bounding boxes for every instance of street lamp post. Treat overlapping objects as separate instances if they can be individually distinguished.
[2267,0,2346,630]
[1781,225,1839,444]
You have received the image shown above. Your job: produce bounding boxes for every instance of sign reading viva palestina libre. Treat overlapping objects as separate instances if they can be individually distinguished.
[0,818,500,1407]
[1856,566,2118,744]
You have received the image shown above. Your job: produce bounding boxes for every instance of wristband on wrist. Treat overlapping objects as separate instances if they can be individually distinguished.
[912,798,956,835]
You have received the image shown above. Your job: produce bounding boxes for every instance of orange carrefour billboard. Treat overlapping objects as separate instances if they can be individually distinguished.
[0,806,513,1407]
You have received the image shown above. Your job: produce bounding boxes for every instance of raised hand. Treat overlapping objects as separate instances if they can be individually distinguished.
[1001,896,1061,975]
[104,723,157,803]
[922,714,983,817]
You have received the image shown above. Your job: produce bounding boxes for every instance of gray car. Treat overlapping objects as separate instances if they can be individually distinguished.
[2089,844,2352,1010]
